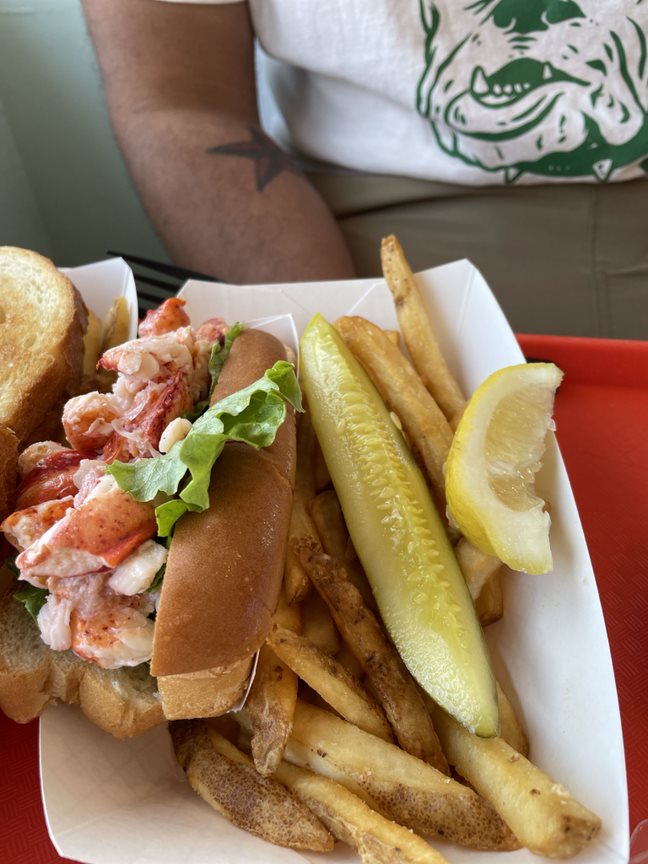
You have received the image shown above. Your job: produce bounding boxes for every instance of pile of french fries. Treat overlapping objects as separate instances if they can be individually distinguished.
[171,236,601,863]
[82,295,131,392]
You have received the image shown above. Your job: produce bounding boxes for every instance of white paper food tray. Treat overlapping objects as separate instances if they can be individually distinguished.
[37,258,627,864]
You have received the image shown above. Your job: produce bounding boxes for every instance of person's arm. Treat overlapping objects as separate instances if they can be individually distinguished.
[81,0,356,283]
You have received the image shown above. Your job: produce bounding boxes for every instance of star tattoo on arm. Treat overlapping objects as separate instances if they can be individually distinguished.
[207,128,303,191]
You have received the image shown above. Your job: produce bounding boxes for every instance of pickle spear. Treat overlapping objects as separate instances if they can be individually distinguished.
[300,314,498,737]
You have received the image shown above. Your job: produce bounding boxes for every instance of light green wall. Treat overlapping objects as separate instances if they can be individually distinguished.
[0,0,168,267]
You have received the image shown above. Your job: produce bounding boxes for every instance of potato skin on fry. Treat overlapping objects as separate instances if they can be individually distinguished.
[245,587,300,777]
[286,700,519,852]
[245,643,298,777]
[275,761,449,864]
[309,487,377,611]
[267,625,393,742]
[170,720,334,852]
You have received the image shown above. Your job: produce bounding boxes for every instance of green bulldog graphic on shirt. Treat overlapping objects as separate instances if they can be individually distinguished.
[416,1,648,182]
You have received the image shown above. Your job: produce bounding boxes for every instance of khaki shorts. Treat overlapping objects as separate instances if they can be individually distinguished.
[308,170,648,340]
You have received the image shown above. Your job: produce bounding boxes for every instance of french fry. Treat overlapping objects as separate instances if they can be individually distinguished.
[100,295,131,352]
[284,409,319,604]
[383,328,401,348]
[496,682,529,757]
[267,625,393,742]
[336,315,453,499]
[474,568,504,625]
[432,706,601,858]
[302,587,340,655]
[454,537,500,601]
[420,681,529,761]
[245,656,296,756]
[81,309,103,390]
[454,537,504,626]
[95,296,132,390]
[335,639,365,680]
[309,488,376,610]
[294,536,449,774]
[283,700,519,851]
[296,682,338,715]
[284,549,311,606]
[312,430,331,491]
[245,588,300,776]
[170,719,334,852]
[275,760,449,864]
[380,235,465,423]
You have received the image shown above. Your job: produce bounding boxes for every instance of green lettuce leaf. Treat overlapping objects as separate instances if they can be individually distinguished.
[5,557,19,579]
[208,322,245,398]
[14,585,49,621]
[155,498,198,536]
[107,359,302,536]
[106,447,188,503]
[147,562,166,593]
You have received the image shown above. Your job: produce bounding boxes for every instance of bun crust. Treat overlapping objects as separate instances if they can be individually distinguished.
[152,443,294,677]
[156,656,253,720]
[151,329,297,715]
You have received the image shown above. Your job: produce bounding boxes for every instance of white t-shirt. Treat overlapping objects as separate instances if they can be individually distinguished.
[158,1,648,186]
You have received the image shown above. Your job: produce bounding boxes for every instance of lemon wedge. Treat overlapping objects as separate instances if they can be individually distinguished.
[445,363,563,575]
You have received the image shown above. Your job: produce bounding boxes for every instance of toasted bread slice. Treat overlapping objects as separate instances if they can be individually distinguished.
[0,247,87,444]
[0,590,163,739]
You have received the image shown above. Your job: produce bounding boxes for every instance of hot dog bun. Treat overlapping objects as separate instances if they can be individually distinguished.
[152,328,297,719]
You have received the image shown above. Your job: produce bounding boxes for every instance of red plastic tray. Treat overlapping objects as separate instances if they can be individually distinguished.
[518,333,648,836]
[0,333,645,862]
